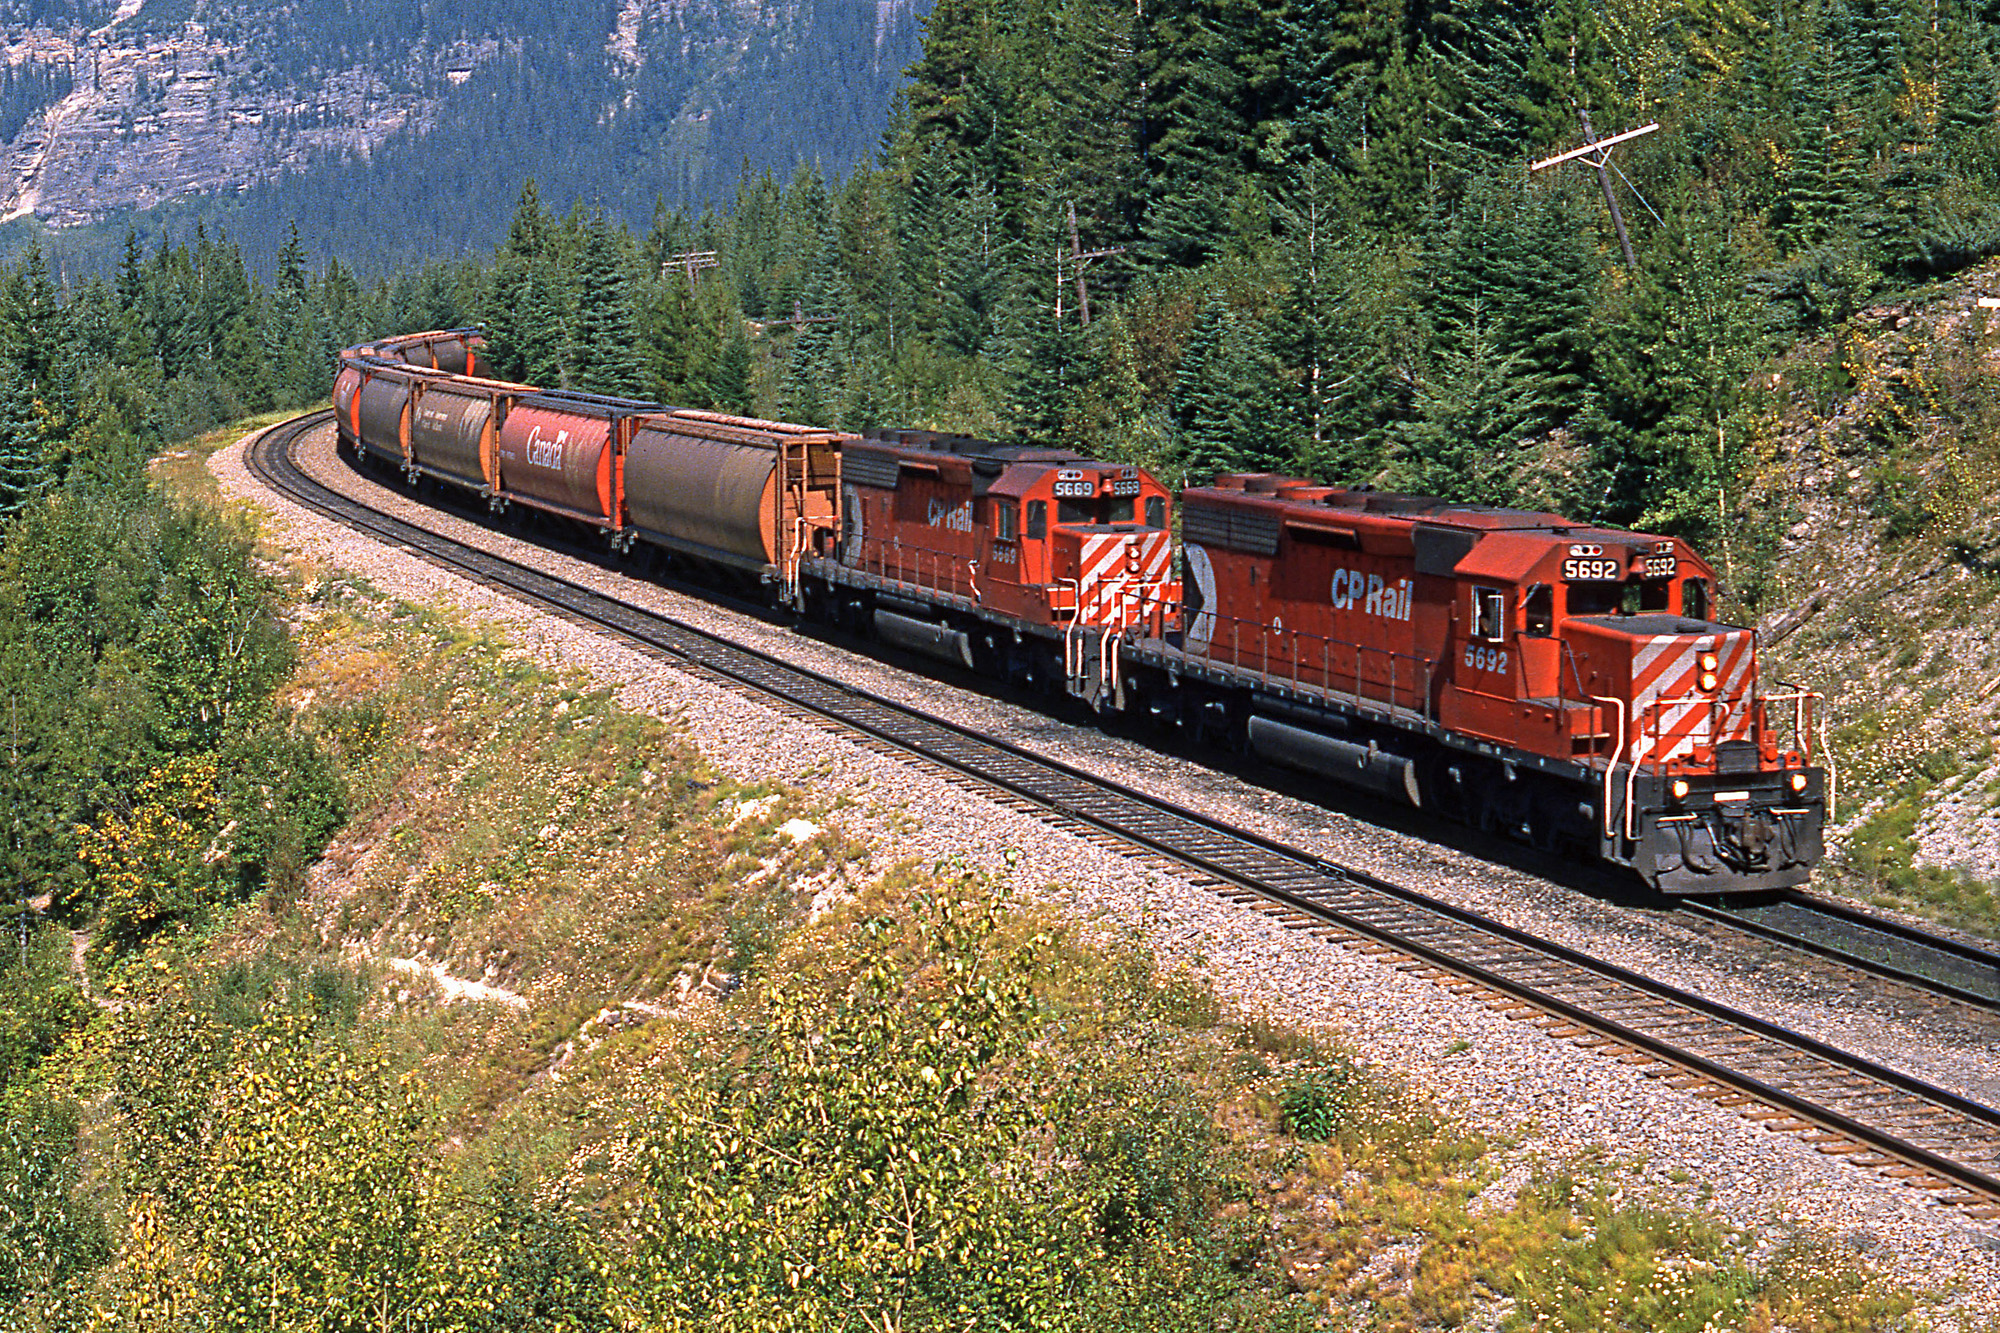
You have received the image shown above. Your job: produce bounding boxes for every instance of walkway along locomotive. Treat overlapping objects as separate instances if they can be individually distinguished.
[335,330,1831,895]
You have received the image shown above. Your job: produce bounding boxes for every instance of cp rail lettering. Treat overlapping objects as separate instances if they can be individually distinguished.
[1330,569,1413,622]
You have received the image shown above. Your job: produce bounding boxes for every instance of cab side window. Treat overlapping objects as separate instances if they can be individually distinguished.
[1682,577,1710,620]
[993,499,1018,541]
[1026,500,1047,539]
[1473,587,1505,640]
[1522,584,1553,636]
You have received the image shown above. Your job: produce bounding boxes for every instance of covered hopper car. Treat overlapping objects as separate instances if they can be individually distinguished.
[336,329,1830,895]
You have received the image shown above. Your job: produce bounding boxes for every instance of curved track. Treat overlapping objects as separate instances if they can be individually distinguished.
[250,410,2000,1218]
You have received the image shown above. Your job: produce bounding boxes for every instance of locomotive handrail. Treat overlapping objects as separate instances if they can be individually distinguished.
[1764,687,1836,820]
[1762,688,1822,764]
[1181,608,1435,722]
[1591,695,1626,842]
[1624,730,1649,842]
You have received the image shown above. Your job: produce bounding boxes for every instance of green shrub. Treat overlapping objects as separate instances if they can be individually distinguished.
[0,1093,111,1317]
[0,925,95,1093]
[220,721,348,898]
[1279,1063,1354,1141]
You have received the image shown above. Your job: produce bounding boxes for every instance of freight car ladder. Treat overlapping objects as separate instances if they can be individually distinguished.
[776,430,840,611]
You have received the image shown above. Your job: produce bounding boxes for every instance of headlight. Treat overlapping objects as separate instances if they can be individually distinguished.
[1671,779,1690,801]
[1700,652,1718,672]
[1789,772,1808,793]
[1700,672,1719,691]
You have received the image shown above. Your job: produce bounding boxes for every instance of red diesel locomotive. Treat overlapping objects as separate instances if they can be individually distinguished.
[805,430,1177,694]
[335,330,1829,894]
[1115,477,1826,893]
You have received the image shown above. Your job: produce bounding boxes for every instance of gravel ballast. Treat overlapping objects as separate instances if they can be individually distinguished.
[218,420,2000,1320]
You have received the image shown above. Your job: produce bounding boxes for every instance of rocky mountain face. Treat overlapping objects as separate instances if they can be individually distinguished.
[0,0,924,233]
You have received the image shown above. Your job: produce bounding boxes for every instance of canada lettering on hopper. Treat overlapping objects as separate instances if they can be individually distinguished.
[525,426,569,470]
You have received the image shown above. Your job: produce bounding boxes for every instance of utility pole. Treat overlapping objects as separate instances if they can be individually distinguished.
[664,250,719,286]
[1580,109,1635,269]
[1530,119,1659,270]
[1528,39,1657,269]
[1057,202,1127,328]
[763,299,837,331]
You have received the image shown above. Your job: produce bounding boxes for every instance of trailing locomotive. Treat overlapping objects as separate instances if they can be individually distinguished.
[335,330,1830,895]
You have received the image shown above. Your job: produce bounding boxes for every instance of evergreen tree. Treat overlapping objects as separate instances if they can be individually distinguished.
[1170,296,1285,484]
[566,211,646,399]
[1423,171,1600,441]
[1426,0,1541,178]
[4,245,62,391]
[709,316,752,413]
[1599,209,1768,532]
[484,182,558,383]
[0,359,45,521]
[516,265,570,390]
[1394,297,1538,503]
[115,229,145,314]
[1776,6,1872,251]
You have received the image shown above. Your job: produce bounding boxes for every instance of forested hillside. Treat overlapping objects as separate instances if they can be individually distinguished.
[136,0,925,257]
[2,0,924,267]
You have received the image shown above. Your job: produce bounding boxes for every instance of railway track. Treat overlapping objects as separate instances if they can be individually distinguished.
[1683,892,2000,1011]
[250,410,2000,1220]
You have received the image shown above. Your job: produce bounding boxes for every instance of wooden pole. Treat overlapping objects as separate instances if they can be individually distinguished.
[1580,108,1636,269]
[1068,201,1091,327]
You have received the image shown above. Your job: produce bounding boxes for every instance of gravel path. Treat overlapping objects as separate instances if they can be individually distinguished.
[218,420,2000,1320]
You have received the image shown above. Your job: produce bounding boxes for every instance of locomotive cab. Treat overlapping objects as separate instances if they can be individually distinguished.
[1450,527,1826,890]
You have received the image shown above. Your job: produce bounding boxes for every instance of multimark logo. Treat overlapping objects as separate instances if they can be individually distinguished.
[1330,568,1412,621]
[926,498,974,532]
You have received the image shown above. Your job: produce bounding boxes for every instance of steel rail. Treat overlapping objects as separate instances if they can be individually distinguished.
[1681,894,2000,1011]
[249,412,2000,1213]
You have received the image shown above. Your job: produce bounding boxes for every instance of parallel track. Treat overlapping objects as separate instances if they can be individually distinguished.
[250,411,2000,1219]
[1684,893,2000,1010]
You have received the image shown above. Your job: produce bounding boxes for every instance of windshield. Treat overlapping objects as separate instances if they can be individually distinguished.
[1567,580,1670,616]
[1057,496,1139,525]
